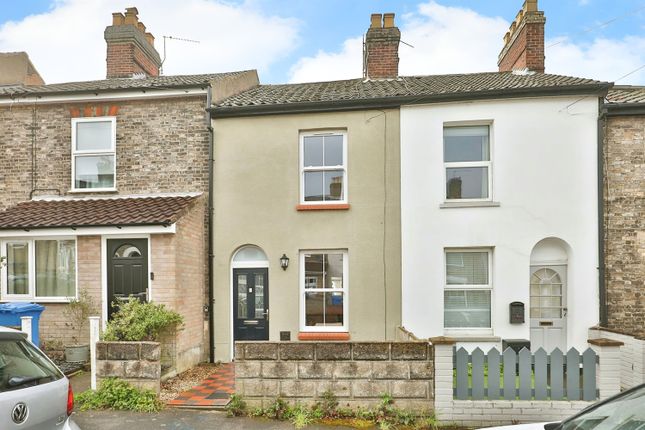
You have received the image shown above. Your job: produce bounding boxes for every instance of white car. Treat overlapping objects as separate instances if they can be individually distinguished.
[0,326,80,429]
[483,383,645,430]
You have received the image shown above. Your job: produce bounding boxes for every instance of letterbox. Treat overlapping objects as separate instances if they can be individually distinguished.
[509,301,525,324]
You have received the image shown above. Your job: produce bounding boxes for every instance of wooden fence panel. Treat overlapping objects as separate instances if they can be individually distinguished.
[488,348,501,400]
[534,348,548,400]
[567,348,581,401]
[472,348,485,400]
[582,348,597,401]
[503,348,516,400]
[519,348,532,400]
[455,347,469,400]
[551,348,564,400]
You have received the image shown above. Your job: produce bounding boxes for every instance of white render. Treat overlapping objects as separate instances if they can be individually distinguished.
[401,96,600,351]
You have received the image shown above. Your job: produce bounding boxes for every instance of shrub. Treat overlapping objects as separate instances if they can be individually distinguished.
[63,290,98,345]
[76,378,162,412]
[102,298,183,342]
[226,394,247,417]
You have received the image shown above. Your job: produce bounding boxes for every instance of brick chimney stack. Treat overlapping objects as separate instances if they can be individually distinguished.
[364,13,400,80]
[105,7,161,79]
[498,0,545,73]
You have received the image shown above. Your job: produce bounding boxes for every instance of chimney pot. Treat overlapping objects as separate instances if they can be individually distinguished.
[370,13,382,29]
[524,0,538,12]
[137,22,146,33]
[503,31,510,44]
[145,32,155,45]
[124,7,139,25]
[112,13,125,26]
[383,13,395,28]
[510,21,517,32]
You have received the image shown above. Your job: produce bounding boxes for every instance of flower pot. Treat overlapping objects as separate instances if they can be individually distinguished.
[65,344,90,363]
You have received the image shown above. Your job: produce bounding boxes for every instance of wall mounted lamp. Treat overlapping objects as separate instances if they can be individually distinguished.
[280,254,290,271]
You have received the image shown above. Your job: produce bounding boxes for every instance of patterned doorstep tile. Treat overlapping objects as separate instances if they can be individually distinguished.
[167,363,235,409]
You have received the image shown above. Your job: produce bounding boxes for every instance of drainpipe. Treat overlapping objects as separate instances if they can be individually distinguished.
[597,97,607,327]
[206,86,215,362]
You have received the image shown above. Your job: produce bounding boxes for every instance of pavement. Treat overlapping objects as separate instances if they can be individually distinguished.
[73,410,355,429]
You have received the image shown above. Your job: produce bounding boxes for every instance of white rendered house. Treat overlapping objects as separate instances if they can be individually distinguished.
[400,95,602,352]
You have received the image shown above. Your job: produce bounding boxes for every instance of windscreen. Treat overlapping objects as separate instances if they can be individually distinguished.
[0,338,63,392]
[560,387,645,430]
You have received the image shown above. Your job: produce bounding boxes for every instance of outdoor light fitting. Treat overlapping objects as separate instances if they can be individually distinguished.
[280,254,290,271]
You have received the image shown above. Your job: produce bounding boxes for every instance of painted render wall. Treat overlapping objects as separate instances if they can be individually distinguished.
[400,96,600,351]
[212,109,401,362]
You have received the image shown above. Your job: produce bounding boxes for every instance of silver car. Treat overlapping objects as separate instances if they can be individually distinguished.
[0,326,80,429]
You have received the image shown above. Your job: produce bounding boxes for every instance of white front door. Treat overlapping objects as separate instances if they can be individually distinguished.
[530,265,567,352]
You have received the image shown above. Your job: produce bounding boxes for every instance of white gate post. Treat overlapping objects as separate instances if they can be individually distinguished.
[20,316,33,343]
[430,336,457,423]
[89,316,101,390]
[588,338,623,400]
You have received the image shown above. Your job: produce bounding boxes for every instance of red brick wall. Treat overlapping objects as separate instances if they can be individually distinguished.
[106,42,159,78]
[498,21,545,73]
[365,27,400,79]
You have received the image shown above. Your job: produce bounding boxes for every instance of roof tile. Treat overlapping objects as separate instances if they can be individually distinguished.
[0,195,200,230]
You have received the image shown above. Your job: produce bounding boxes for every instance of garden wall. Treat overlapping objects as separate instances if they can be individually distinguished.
[235,341,434,409]
[96,341,161,393]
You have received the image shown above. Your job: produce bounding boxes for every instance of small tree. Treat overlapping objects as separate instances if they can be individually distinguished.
[63,290,98,345]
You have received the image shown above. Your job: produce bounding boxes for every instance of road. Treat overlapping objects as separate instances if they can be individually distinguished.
[73,410,354,429]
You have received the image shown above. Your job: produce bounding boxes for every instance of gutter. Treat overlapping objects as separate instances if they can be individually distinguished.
[208,83,612,118]
[206,86,216,363]
[605,102,645,116]
[598,98,608,327]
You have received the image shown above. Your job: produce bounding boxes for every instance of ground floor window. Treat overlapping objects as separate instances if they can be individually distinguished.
[444,249,491,329]
[1,238,76,301]
[300,250,348,332]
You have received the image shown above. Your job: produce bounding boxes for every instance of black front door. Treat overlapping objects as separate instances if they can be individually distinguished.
[107,238,149,319]
[233,268,269,341]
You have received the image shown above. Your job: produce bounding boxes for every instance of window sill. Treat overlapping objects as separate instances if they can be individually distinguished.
[298,332,350,341]
[68,188,118,194]
[296,204,350,211]
[440,201,500,209]
[0,298,74,304]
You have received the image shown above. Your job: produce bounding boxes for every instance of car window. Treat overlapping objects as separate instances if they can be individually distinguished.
[0,339,63,392]
[560,387,645,430]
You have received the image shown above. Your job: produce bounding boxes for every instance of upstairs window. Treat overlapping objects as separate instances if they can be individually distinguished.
[443,125,491,200]
[300,132,347,204]
[72,117,116,191]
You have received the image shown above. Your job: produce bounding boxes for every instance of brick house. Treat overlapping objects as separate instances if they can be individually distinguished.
[0,8,256,374]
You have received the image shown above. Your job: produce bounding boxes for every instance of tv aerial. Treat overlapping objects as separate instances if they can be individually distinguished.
[160,35,200,75]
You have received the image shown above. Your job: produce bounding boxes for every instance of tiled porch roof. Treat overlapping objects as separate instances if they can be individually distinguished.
[0,194,201,230]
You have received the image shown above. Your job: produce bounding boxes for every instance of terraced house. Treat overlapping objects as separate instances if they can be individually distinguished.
[0,8,257,374]
[209,1,611,361]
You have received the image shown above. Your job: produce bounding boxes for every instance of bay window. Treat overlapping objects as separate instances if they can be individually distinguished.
[300,251,348,331]
[1,239,77,301]
[72,117,116,191]
[444,249,492,329]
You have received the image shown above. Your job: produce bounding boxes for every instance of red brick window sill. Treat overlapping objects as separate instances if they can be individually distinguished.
[298,332,350,341]
[296,204,350,211]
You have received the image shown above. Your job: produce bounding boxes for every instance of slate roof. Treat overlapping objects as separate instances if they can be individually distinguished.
[212,72,610,116]
[0,71,253,97]
[606,86,645,104]
[0,195,201,230]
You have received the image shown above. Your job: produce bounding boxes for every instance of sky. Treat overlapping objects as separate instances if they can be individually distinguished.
[0,0,643,85]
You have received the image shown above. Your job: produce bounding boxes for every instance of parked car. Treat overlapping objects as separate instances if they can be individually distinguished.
[0,326,80,429]
[483,383,645,430]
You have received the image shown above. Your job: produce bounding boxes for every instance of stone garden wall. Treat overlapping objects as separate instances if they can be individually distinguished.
[235,341,434,409]
[96,341,161,393]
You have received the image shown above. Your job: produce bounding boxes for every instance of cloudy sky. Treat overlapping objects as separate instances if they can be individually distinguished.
[1,0,643,85]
